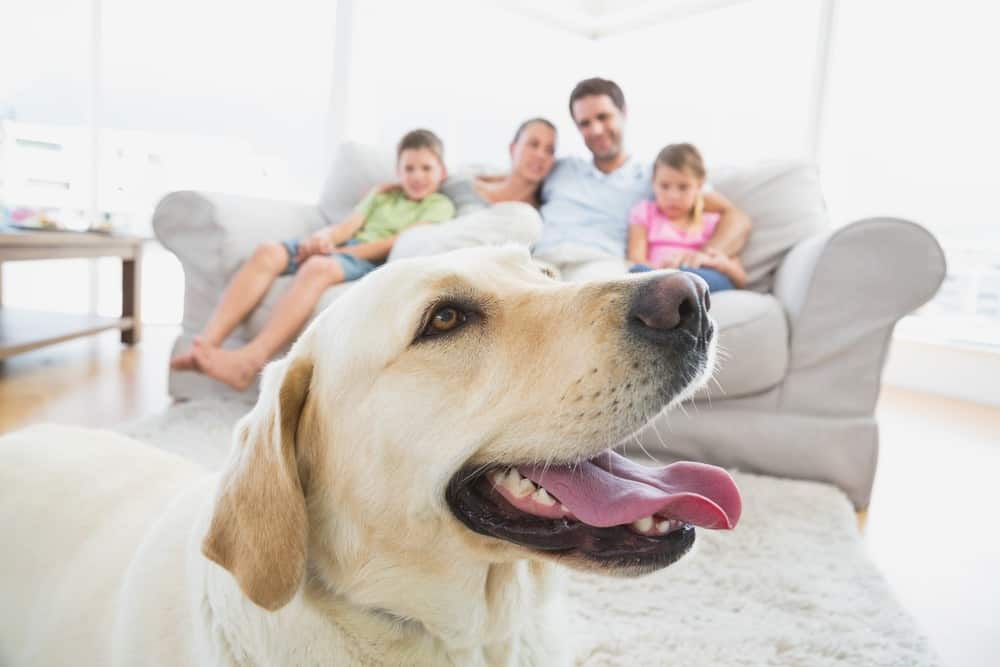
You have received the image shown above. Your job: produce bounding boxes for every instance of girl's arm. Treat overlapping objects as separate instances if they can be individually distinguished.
[627,224,649,265]
[703,252,748,289]
[702,191,752,256]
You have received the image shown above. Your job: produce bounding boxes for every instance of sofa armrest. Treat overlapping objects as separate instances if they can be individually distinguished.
[152,191,325,333]
[772,217,946,415]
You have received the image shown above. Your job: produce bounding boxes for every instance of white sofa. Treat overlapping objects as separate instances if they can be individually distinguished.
[153,143,945,509]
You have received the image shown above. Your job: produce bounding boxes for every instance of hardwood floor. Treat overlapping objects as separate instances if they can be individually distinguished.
[869,387,1000,667]
[0,325,174,433]
[1,330,997,666]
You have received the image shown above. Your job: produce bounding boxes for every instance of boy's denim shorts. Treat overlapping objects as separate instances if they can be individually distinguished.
[279,238,381,282]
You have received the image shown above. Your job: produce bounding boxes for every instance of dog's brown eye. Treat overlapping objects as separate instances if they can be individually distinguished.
[424,307,466,336]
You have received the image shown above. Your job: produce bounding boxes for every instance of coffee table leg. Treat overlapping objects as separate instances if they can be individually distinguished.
[121,247,142,345]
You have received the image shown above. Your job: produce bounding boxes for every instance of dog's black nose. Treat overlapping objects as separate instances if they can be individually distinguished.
[628,272,709,343]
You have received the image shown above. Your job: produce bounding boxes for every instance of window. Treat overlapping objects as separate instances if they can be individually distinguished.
[820,0,1000,347]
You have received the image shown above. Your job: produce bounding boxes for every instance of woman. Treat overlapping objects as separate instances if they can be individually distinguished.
[449,118,557,212]
[388,118,557,260]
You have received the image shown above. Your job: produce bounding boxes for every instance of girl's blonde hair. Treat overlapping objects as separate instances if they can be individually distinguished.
[654,143,706,224]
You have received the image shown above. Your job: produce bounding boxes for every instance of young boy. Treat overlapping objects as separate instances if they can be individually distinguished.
[171,129,455,390]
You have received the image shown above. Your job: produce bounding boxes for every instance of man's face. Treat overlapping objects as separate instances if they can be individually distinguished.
[397,147,447,201]
[571,95,625,163]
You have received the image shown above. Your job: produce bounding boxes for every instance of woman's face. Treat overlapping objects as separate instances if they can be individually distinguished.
[653,164,703,220]
[510,123,556,184]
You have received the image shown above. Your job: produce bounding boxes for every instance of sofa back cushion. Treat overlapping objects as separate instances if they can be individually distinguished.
[317,142,498,225]
[317,143,396,225]
[319,145,830,293]
[710,160,830,292]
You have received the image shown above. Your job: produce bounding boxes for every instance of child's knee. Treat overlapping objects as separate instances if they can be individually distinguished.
[253,242,290,272]
[298,256,343,284]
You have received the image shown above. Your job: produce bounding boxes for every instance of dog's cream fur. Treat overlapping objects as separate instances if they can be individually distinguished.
[0,246,714,666]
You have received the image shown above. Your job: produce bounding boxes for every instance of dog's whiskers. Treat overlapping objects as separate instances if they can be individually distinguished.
[650,417,669,454]
[459,461,496,486]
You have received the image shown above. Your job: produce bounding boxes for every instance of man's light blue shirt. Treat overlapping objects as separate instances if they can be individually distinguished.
[536,156,653,258]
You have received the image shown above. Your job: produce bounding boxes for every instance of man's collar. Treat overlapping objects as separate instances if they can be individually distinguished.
[589,153,634,176]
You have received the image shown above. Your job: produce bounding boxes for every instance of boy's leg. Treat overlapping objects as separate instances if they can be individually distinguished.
[200,241,295,346]
[683,267,734,292]
[193,255,344,390]
[170,241,291,369]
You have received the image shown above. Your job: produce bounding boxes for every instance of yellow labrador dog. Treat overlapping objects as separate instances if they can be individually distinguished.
[0,246,740,666]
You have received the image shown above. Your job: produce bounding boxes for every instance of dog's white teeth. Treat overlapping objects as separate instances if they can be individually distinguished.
[655,519,683,534]
[498,469,536,498]
[532,488,556,506]
[632,516,654,533]
[516,478,537,498]
[505,468,523,484]
[491,470,506,485]
[560,504,569,512]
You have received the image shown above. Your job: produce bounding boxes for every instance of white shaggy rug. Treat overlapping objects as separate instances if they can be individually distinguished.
[118,400,939,667]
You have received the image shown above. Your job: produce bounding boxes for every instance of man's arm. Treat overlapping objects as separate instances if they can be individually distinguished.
[702,191,752,256]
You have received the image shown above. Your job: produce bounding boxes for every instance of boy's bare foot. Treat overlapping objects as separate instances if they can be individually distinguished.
[169,348,196,370]
[191,342,266,391]
[170,336,221,371]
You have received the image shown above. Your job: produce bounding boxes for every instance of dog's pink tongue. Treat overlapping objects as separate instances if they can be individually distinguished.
[519,451,741,529]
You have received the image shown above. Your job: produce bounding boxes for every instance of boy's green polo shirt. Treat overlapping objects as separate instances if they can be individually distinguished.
[352,189,455,243]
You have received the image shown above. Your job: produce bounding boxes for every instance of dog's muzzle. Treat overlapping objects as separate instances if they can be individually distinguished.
[627,271,713,346]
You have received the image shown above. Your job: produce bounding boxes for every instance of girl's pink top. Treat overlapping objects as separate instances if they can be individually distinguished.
[628,199,720,266]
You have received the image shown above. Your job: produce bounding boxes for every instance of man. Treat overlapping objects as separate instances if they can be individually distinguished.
[534,78,752,282]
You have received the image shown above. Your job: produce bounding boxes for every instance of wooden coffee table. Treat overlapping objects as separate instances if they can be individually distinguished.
[0,229,145,360]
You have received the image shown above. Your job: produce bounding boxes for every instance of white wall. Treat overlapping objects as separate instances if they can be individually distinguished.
[592,0,821,166]
[344,0,595,166]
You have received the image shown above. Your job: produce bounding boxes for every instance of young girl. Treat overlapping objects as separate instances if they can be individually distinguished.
[627,143,746,292]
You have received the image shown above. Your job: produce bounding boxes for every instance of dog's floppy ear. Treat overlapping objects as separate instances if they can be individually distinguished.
[202,354,314,611]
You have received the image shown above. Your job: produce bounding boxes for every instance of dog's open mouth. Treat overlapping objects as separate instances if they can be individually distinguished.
[446,450,741,572]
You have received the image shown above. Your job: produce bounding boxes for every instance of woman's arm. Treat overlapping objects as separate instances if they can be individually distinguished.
[702,191,752,256]
[627,225,649,264]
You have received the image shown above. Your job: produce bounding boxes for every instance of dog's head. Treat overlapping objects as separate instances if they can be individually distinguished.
[202,246,741,612]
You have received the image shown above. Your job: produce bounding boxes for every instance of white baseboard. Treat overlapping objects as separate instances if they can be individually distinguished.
[882,336,1000,407]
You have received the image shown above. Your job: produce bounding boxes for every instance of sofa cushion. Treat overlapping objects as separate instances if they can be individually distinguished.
[710,160,829,293]
[317,143,495,225]
[317,143,396,225]
[695,290,788,400]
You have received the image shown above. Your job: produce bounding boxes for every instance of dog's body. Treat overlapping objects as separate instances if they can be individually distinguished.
[0,246,739,666]
[1,429,562,666]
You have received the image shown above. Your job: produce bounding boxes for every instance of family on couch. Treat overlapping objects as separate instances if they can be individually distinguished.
[171,77,752,390]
